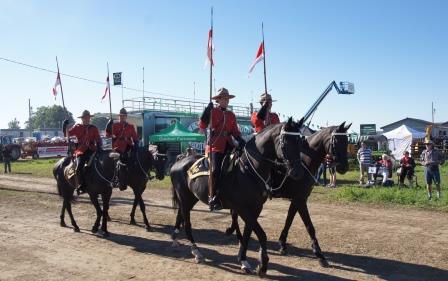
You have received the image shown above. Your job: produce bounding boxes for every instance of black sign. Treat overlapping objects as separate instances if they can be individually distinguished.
[113,72,122,86]
[360,124,376,136]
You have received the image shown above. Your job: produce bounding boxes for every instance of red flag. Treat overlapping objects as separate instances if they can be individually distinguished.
[52,72,61,100]
[248,42,264,73]
[206,29,214,66]
[102,76,110,100]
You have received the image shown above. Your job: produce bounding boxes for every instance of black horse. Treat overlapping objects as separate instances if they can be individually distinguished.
[170,118,305,276]
[53,150,121,236]
[117,145,167,231]
[226,122,351,267]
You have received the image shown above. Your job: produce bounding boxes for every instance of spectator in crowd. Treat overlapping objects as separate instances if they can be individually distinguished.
[357,142,372,185]
[315,161,327,186]
[420,140,444,199]
[377,154,393,186]
[2,147,12,173]
[325,154,337,188]
[399,151,416,188]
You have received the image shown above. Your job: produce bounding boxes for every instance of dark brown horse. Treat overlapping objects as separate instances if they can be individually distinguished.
[226,122,351,267]
[116,145,167,231]
[170,118,306,276]
[53,150,121,236]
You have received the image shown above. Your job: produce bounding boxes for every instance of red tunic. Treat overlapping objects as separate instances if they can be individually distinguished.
[106,122,138,154]
[68,124,102,156]
[251,111,280,133]
[199,107,241,154]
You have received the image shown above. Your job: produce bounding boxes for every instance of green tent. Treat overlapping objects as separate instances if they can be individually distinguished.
[149,122,205,143]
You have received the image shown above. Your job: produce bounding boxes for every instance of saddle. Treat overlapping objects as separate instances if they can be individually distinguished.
[187,152,239,181]
[63,153,96,181]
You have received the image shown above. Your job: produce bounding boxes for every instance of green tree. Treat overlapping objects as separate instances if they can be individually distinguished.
[26,105,74,129]
[8,118,20,129]
[91,114,109,131]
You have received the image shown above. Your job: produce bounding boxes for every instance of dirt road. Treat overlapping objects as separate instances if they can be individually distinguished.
[0,174,447,280]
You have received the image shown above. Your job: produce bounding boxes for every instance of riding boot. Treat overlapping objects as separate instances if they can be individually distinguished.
[75,171,86,195]
[208,175,222,211]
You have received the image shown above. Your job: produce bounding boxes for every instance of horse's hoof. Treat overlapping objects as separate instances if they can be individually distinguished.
[256,265,267,277]
[60,221,67,227]
[106,216,112,222]
[240,260,253,274]
[145,225,152,232]
[73,226,80,232]
[102,231,110,238]
[130,219,137,225]
[191,247,204,263]
[225,227,234,236]
[319,258,329,267]
[91,226,99,233]
[279,247,287,256]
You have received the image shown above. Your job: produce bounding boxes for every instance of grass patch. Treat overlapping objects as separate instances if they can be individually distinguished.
[6,158,58,178]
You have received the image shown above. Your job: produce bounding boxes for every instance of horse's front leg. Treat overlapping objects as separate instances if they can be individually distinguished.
[100,189,112,237]
[137,193,151,231]
[297,199,328,267]
[129,188,139,225]
[60,200,67,227]
[89,193,102,234]
[279,199,299,255]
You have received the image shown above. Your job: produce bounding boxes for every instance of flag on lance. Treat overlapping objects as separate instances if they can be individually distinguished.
[102,75,110,100]
[248,42,264,73]
[52,72,61,99]
[205,29,214,66]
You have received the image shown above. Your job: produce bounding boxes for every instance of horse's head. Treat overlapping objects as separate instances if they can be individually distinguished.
[148,145,167,180]
[273,117,306,180]
[325,122,351,174]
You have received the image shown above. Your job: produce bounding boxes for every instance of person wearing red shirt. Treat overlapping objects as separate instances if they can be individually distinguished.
[105,108,139,190]
[199,87,245,211]
[63,110,102,194]
[251,93,280,133]
[399,151,416,187]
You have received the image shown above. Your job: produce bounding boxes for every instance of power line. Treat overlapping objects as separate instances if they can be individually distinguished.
[0,56,212,102]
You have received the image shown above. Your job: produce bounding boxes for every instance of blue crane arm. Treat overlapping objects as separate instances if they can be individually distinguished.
[302,81,353,124]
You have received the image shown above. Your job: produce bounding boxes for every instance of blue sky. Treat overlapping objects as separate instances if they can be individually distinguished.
[1,0,447,132]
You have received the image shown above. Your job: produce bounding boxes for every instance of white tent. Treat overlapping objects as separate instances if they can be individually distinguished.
[382,125,426,160]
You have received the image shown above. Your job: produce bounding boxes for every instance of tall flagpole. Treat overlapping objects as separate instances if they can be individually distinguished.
[55,56,67,118]
[262,22,268,95]
[107,62,113,119]
[208,6,214,201]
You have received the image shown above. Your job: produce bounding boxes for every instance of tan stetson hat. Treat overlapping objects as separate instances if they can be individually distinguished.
[78,110,94,118]
[212,87,235,100]
[259,92,277,103]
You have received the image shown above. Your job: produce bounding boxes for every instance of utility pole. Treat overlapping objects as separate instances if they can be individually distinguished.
[28,98,32,137]
[432,102,435,124]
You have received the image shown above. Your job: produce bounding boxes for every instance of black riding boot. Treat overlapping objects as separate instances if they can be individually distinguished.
[208,176,222,211]
[75,171,86,195]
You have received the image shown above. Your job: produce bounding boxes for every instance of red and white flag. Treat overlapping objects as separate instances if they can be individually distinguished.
[248,42,264,73]
[102,75,110,100]
[205,29,214,66]
[52,72,61,100]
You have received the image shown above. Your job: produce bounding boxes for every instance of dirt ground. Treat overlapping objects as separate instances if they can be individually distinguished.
[0,173,447,281]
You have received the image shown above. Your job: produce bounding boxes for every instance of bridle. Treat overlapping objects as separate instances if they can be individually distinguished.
[326,131,348,167]
[243,126,304,192]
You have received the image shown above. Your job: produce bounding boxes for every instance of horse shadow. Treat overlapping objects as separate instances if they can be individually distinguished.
[106,231,351,281]
[143,226,448,281]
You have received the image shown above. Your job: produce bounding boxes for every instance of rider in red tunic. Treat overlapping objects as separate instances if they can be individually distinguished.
[105,107,139,190]
[63,110,102,194]
[199,87,245,211]
[251,93,280,133]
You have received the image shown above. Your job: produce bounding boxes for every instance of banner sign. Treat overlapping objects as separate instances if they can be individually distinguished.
[113,72,122,86]
[360,124,376,136]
